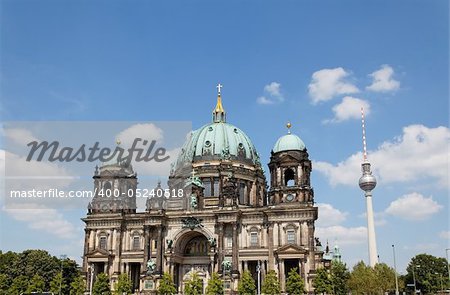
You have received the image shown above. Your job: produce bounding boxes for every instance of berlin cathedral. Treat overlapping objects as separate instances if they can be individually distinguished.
[82,86,332,294]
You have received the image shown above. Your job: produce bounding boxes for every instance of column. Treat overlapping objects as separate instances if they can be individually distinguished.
[156,227,163,274]
[143,226,150,267]
[93,230,98,249]
[280,259,285,291]
[300,260,305,279]
[108,230,113,251]
[244,261,248,271]
[218,223,224,271]
[232,223,239,273]
[267,224,274,270]
[307,221,315,271]
[261,260,266,282]
[277,222,281,247]
[83,229,90,270]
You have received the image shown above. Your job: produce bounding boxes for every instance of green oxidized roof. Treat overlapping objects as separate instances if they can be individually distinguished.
[273,133,306,153]
[175,121,261,167]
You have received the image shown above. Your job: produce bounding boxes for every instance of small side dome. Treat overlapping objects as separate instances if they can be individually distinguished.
[273,133,306,153]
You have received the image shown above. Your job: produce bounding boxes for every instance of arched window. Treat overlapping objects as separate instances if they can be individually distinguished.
[284,168,295,186]
[285,224,297,245]
[103,181,112,192]
[99,235,107,250]
[132,235,140,250]
[249,227,259,247]
[239,183,246,204]
[203,178,212,196]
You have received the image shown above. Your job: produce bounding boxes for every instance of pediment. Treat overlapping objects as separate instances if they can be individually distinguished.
[86,248,113,258]
[275,244,307,254]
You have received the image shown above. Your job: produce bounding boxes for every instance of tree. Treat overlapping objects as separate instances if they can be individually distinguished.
[205,272,224,295]
[0,250,80,293]
[405,253,449,294]
[158,272,177,295]
[70,275,86,295]
[285,267,305,295]
[92,272,111,295]
[313,267,333,294]
[374,263,396,293]
[27,274,46,293]
[238,270,256,295]
[0,274,11,295]
[50,272,67,294]
[184,272,203,295]
[261,270,280,295]
[61,256,82,295]
[8,275,29,295]
[347,261,377,294]
[114,273,132,295]
[330,261,350,295]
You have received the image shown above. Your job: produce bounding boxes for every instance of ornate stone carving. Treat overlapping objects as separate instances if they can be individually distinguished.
[181,216,204,230]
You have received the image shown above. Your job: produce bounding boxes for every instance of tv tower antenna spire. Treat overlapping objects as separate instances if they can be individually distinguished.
[358,107,378,267]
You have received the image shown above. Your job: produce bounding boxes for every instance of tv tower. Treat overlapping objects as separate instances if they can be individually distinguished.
[358,107,379,267]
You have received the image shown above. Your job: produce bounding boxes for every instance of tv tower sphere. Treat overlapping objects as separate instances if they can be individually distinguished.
[359,162,377,192]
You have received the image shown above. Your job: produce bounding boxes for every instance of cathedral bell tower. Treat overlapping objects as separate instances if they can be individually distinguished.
[88,142,137,214]
[268,123,314,205]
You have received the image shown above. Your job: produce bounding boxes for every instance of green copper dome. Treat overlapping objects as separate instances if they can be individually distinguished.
[273,133,306,153]
[175,122,261,167]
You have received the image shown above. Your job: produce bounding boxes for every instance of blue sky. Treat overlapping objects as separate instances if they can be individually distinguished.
[0,0,448,273]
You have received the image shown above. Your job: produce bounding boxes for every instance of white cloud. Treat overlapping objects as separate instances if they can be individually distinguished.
[385,192,442,220]
[116,123,164,146]
[314,125,449,188]
[324,96,370,123]
[366,65,400,92]
[317,203,348,227]
[316,225,367,245]
[439,231,450,239]
[308,67,359,104]
[115,124,179,177]
[3,127,40,146]
[256,82,284,105]
[2,203,78,239]
[264,82,282,97]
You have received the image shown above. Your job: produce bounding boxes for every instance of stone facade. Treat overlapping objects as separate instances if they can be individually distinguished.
[82,92,329,294]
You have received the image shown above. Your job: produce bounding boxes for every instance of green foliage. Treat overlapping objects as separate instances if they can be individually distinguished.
[261,270,280,295]
[374,263,396,292]
[0,273,11,295]
[405,253,449,294]
[205,272,224,295]
[313,267,333,294]
[114,273,132,295]
[0,250,80,294]
[184,272,203,295]
[70,275,86,295]
[330,261,350,295]
[285,268,305,295]
[92,272,111,295]
[8,275,29,295]
[27,274,46,293]
[238,270,256,295]
[158,272,177,295]
[347,261,377,294]
[50,272,67,294]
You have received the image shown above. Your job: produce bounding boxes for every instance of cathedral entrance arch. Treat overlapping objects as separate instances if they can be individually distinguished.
[171,230,215,293]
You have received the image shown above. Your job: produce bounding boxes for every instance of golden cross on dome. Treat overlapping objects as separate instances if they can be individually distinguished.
[216,83,223,95]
